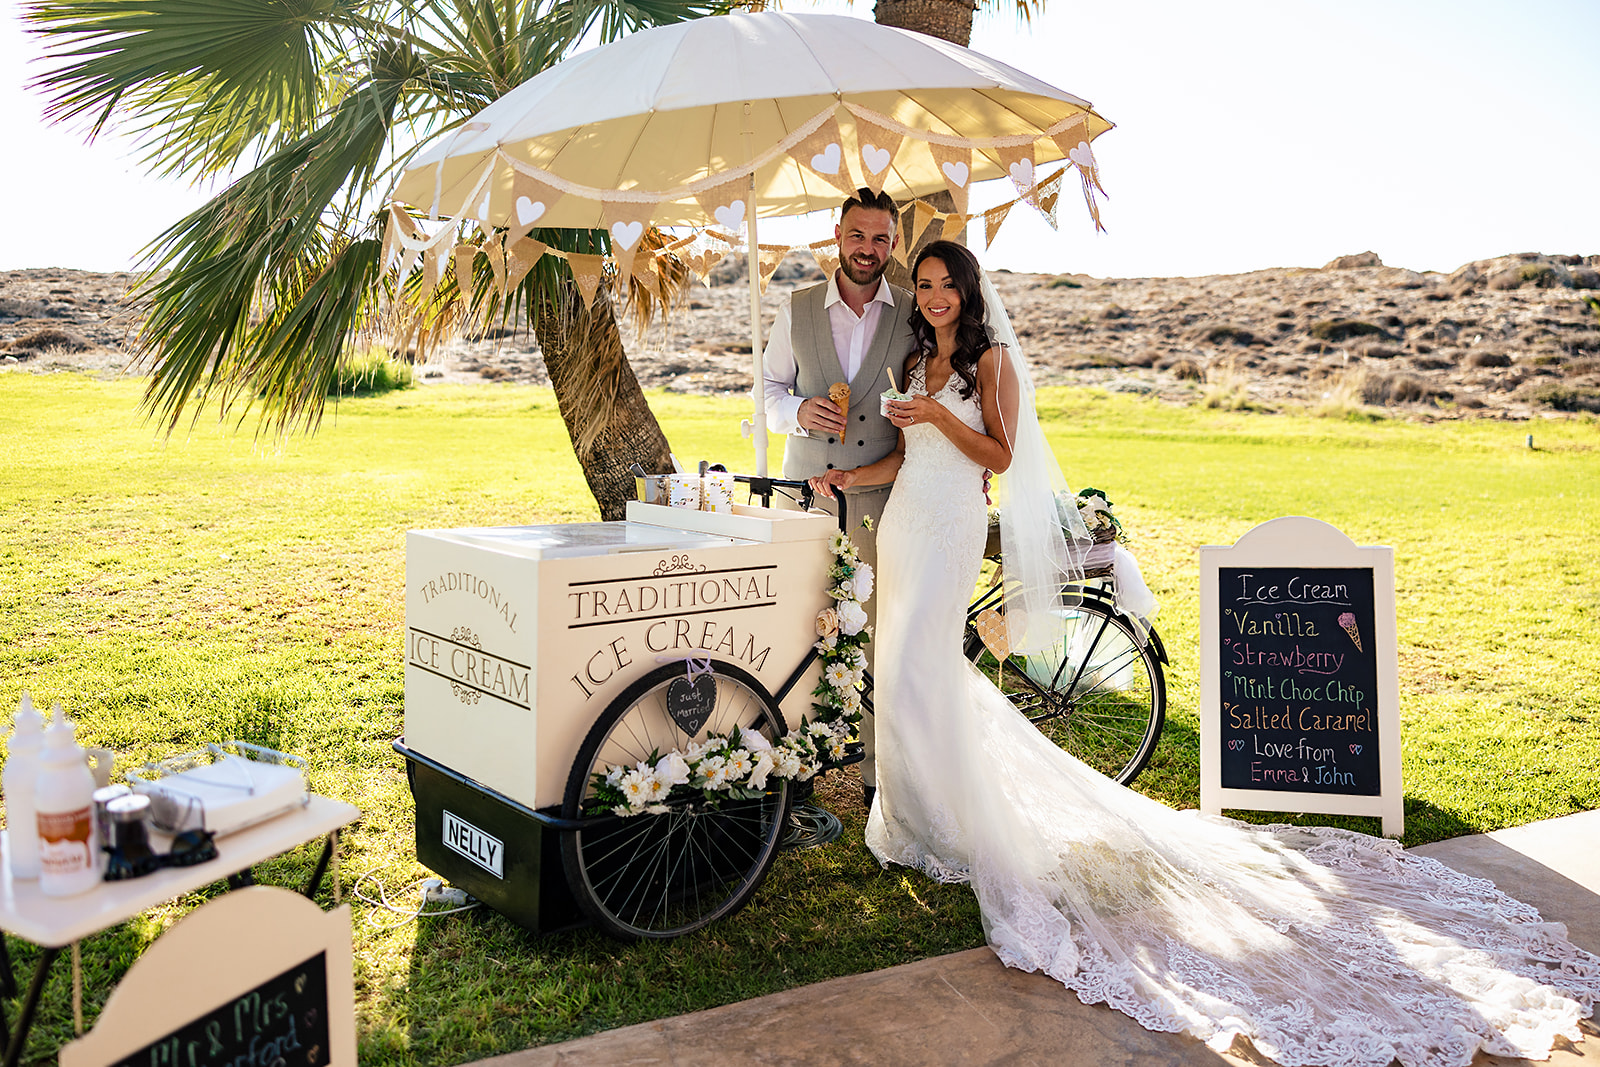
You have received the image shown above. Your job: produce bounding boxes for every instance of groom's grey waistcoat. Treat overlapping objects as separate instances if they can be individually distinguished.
[781,281,915,489]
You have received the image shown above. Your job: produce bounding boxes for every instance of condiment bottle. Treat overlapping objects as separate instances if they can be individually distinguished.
[35,701,100,897]
[3,692,46,880]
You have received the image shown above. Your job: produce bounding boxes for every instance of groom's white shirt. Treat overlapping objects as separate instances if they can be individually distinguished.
[758,272,901,435]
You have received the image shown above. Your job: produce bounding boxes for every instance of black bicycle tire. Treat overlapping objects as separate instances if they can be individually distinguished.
[560,661,790,940]
[965,593,1166,785]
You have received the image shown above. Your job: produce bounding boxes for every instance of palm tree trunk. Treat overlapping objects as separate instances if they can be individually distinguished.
[876,0,974,289]
[873,0,976,43]
[536,292,674,521]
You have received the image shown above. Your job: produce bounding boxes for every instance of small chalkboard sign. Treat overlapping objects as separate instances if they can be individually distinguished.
[1200,518,1402,836]
[112,953,328,1067]
[62,888,355,1067]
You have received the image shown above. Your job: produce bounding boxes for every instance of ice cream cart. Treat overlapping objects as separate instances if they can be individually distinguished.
[394,497,842,939]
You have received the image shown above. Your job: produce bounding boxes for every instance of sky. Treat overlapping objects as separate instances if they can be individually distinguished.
[2,0,1597,279]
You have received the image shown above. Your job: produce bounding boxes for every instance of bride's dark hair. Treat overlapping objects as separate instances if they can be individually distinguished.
[909,240,991,400]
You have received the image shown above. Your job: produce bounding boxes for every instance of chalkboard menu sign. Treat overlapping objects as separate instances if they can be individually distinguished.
[113,953,329,1067]
[1218,567,1379,795]
[1199,518,1402,837]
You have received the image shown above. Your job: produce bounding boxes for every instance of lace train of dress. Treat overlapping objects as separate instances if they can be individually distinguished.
[865,360,1600,1067]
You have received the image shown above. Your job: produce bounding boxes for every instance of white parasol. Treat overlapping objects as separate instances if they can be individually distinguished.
[389,11,1112,476]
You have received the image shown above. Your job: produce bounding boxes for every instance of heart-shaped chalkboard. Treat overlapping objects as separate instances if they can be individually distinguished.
[666,674,717,736]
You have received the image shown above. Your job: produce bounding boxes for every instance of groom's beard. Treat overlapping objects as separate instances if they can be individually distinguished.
[840,251,888,287]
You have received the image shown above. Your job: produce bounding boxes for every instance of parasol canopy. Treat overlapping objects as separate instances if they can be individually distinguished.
[388,11,1113,475]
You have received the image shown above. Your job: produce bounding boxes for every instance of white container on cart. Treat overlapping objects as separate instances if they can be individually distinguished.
[36,702,101,898]
[4,692,47,879]
[401,502,837,932]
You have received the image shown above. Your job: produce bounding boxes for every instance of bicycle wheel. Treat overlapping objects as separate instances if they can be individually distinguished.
[560,661,790,940]
[965,594,1165,785]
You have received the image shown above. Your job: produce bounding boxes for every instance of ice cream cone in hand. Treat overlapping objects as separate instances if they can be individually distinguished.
[828,381,850,412]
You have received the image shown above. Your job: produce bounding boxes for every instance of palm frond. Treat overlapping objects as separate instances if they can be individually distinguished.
[24,0,363,176]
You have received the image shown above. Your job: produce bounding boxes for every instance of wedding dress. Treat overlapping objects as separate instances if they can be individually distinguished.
[866,355,1600,1067]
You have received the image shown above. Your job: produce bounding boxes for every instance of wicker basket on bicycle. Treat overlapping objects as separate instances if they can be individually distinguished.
[983,519,1117,578]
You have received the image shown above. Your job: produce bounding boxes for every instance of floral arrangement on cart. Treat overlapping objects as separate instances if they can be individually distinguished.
[585,531,870,816]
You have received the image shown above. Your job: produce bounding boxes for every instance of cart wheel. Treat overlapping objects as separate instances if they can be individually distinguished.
[560,661,790,940]
[965,595,1165,785]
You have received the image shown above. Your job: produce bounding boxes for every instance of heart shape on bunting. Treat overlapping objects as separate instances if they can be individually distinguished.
[1008,158,1035,190]
[713,201,746,230]
[666,673,717,737]
[861,144,892,176]
[940,161,969,188]
[611,219,645,251]
[515,195,546,227]
[811,142,842,175]
[974,608,1012,661]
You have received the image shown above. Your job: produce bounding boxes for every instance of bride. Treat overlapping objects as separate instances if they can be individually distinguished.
[811,239,1600,1067]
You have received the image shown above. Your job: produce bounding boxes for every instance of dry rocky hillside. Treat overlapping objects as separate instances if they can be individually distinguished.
[5,251,1599,419]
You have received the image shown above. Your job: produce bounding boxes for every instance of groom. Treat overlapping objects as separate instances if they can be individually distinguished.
[759,188,917,808]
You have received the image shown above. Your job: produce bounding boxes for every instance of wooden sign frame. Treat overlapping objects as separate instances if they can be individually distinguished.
[1199,517,1403,837]
[61,887,355,1067]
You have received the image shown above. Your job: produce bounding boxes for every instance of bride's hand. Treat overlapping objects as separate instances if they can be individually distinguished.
[808,469,859,496]
[886,395,943,431]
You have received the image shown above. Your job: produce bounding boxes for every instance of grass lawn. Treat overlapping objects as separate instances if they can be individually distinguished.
[1,373,1596,1064]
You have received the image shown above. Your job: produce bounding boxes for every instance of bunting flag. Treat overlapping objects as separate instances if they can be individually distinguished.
[996,143,1038,203]
[1035,167,1067,231]
[381,204,415,271]
[910,200,940,249]
[757,244,790,293]
[787,114,856,195]
[809,238,840,281]
[505,236,547,291]
[694,176,751,234]
[508,168,567,242]
[421,241,450,298]
[566,252,607,309]
[983,201,1014,250]
[484,233,507,297]
[453,243,478,299]
[851,114,904,196]
[926,142,972,214]
[892,204,914,266]
[940,213,968,242]
[601,200,659,279]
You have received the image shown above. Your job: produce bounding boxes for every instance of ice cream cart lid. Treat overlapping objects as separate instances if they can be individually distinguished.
[411,521,747,559]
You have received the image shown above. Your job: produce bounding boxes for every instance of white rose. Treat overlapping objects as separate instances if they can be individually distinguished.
[747,751,775,791]
[815,607,839,638]
[836,599,867,636]
[740,726,773,753]
[655,751,692,787]
[852,562,874,602]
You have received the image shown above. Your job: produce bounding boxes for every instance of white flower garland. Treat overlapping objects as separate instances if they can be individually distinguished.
[587,532,871,817]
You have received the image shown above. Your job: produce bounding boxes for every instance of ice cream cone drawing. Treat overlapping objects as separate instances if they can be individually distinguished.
[1338,612,1363,651]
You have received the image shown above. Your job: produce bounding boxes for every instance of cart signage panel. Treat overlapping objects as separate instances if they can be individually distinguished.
[1199,519,1402,836]
[443,809,504,877]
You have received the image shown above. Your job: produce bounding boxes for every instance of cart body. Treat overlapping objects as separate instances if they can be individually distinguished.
[401,503,835,933]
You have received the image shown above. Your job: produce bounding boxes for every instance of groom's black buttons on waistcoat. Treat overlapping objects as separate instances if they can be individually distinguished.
[858,440,864,446]
[859,414,866,421]
[827,463,835,469]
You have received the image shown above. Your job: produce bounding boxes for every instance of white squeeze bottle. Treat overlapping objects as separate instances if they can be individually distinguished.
[3,692,46,879]
[35,701,100,897]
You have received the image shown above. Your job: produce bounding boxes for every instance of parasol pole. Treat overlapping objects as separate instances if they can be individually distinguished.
[746,172,768,477]
[740,102,769,478]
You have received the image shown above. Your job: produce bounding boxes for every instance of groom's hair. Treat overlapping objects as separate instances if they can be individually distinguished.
[840,188,898,229]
